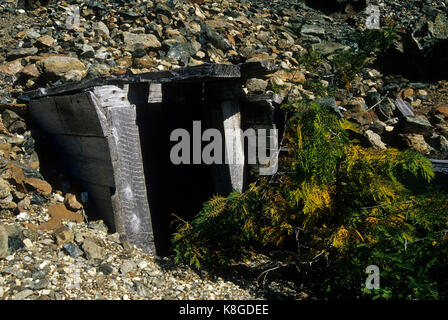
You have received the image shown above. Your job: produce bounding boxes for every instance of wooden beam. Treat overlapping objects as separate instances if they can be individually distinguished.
[25,62,280,256]
[222,100,245,192]
[203,81,246,194]
[105,105,155,253]
[29,92,105,137]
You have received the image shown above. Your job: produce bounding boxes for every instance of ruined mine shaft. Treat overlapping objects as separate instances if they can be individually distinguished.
[22,61,281,256]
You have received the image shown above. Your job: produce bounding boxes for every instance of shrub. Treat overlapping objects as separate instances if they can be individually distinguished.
[297,49,324,73]
[333,192,448,299]
[332,26,396,89]
[171,102,448,299]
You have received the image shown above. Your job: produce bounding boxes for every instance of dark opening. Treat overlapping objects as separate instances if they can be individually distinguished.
[375,38,448,82]
[136,82,215,256]
[304,0,366,15]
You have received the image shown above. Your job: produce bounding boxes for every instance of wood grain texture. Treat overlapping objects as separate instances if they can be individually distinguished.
[106,105,155,254]
[222,100,245,192]
[46,134,111,162]
[148,83,162,103]
[29,92,105,137]
[92,85,131,109]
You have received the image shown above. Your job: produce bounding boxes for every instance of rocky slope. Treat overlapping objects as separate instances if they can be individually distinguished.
[0,0,446,157]
[0,0,447,300]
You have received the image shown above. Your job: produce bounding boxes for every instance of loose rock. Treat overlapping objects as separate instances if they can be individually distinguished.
[37,56,86,80]
[82,238,103,260]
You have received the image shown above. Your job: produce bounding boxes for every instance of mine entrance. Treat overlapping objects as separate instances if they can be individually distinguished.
[26,62,278,255]
[135,82,216,255]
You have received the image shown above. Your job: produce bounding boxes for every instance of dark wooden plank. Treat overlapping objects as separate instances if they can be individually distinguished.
[60,152,115,187]
[48,134,111,162]
[21,61,277,100]
[21,63,242,100]
[29,92,106,137]
[29,98,65,134]
[240,60,280,79]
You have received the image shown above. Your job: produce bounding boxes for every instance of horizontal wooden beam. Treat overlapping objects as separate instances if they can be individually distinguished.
[20,61,278,100]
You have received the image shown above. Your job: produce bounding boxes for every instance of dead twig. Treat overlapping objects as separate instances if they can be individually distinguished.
[366,91,389,111]
[256,263,288,287]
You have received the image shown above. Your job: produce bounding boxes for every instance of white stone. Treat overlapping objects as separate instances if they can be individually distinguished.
[39,260,49,270]
[23,238,33,248]
[196,51,206,59]
[87,268,96,276]
[195,6,206,19]
[95,48,110,60]
[53,194,65,202]
[16,212,29,221]
[280,61,289,69]
[107,232,120,243]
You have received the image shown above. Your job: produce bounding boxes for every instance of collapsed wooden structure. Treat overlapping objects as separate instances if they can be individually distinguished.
[23,60,447,256]
[23,61,281,255]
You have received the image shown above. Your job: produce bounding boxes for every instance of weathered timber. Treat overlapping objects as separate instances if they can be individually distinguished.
[25,61,280,256]
[222,100,245,192]
[242,93,279,177]
[107,105,154,253]
[202,80,247,194]
[430,159,448,174]
[29,93,106,137]
[22,64,243,100]
[45,135,111,162]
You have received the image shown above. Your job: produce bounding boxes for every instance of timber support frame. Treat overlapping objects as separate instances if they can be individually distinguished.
[23,61,281,255]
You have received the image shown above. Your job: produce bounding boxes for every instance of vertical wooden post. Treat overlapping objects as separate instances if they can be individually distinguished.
[106,105,155,254]
[203,81,245,195]
[222,99,245,192]
[92,84,156,254]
